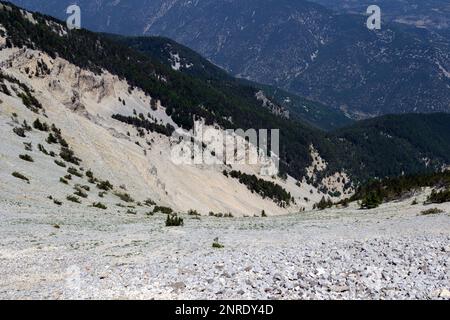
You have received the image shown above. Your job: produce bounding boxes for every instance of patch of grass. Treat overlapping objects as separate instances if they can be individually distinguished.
[114,191,134,203]
[67,167,83,178]
[421,208,444,216]
[66,195,81,203]
[54,159,66,168]
[92,202,107,210]
[12,171,29,183]
[166,214,184,227]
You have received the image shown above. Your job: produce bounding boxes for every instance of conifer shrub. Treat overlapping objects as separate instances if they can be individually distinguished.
[93,202,107,210]
[114,191,134,203]
[421,208,444,215]
[33,118,49,131]
[54,159,66,168]
[360,192,382,209]
[66,195,81,203]
[67,167,83,178]
[153,206,173,214]
[426,189,450,204]
[97,180,113,191]
[19,154,34,162]
[12,171,29,183]
[166,214,184,227]
[13,127,26,137]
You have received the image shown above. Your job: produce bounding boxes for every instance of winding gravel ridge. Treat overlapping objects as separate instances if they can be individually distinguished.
[0,196,449,300]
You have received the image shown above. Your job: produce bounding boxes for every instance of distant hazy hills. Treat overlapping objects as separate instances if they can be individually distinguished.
[8,0,450,119]
[311,0,450,31]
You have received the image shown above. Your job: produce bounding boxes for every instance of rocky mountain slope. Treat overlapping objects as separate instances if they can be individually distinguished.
[8,0,450,118]
[1,2,450,217]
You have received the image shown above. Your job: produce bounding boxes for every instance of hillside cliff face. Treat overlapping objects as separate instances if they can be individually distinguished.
[8,0,450,118]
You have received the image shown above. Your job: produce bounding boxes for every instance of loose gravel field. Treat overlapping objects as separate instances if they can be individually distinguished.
[0,195,449,300]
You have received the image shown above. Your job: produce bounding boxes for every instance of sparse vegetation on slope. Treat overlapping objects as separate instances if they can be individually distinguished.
[228,171,293,207]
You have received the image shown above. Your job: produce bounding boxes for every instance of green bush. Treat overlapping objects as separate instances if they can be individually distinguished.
[38,144,48,155]
[54,159,66,168]
[144,198,156,206]
[426,189,450,204]
[66,195,81,203]
[19,154,34,162]
[114,191,134,203]
[60,147,81,165]
[33,118,49,131]
[53,199,63,206]
[261,210,267,217]
[313,196,333,210]
[188,209,200,216]
[360,192,382,209]
[97,180,113,191]
[153,206,173,214]
[421,208,444,215]
[13,127,26,137]
[12,171,29,183]
[76,184,90,191]
[212,238,224,249]
[92,202,107,210]
[59,177,69,184]
[74,188,88,198]
[86,170,94,179]
[67,167,83,178]
[166,214,184,227]
[126,209,137,215]
[46,133,58,144]
[23,142,32,151]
